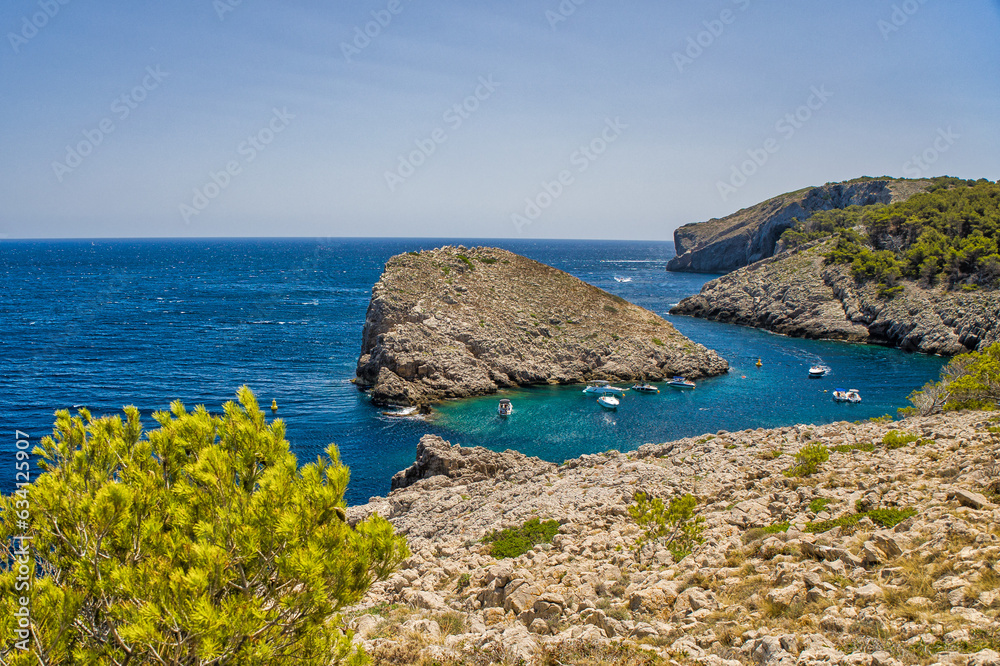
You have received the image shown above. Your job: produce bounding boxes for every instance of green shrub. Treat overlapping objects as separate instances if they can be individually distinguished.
[786,442,829,477]
[652,337,665,346]
[482,517,560,559]
[867,507,917,528]
[908,343,1000,414]
[883,430,919,450]
[877,283,905,299]
[808,498,832,513]
[831,442,875,453]
[805,506,916,533]
[0,388,409,666]
[456,254,474,270]
[628,492,705,562]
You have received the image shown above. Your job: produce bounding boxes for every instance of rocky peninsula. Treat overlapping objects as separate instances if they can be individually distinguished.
[666,179,931,274]
[670,241,1000,355]
[356,246,728,406]
[345,410,1000,666]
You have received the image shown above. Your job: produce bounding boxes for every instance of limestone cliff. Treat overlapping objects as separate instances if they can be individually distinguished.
[670,241,999,355]
[356,246,728,406]
[667,179,931,273]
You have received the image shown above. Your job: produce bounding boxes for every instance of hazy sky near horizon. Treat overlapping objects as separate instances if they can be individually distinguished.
[2,1,999,240]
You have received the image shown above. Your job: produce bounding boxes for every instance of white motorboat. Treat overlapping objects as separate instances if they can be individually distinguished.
[808,365,830,378]
[497,399,512,417]
[833,388,861,403]
[597,395,619,410]
[631,383,659,394]
[666,376,695,389]
[582,380,627,396]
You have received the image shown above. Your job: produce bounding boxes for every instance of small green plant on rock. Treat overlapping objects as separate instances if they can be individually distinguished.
[883,430,919,450]
[809,497,832,513]
[786,442,829,477]
[832,442,875,453]
[482,517,559,559]
[628,492,705,562]
[805,506,917,533]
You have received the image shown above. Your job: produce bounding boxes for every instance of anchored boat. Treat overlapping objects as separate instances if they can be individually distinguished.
[832,388,862,403]
[582,380,627,396]
[597,395,619,410]
[497,398,512,417]
[666,376,696,389]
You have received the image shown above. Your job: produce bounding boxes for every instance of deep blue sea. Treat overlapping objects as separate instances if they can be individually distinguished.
[0,239,947,504]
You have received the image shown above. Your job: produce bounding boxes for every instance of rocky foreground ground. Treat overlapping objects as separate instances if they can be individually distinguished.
[670,242,999,355]
[356,246,728,406]
[345,411,1000,666]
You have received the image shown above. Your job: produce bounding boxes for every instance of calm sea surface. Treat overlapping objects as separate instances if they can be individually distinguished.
[0,239,947,504]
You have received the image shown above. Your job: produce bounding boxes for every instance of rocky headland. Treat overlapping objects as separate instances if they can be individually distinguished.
[669,242,999,355]
[666,179,931,274]
[345,411,1000,666]
[355,246,728,406]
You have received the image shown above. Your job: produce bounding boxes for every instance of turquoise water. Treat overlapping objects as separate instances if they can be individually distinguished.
[0,238,947,504]
[431,331,945,462]
[429,248,947,461]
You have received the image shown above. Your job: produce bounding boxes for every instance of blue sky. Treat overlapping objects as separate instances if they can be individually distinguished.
[1,0,998,240]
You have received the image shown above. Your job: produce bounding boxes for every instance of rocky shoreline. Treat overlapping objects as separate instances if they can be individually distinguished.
[344,411,1000,665]
[669,242,999,355]
[666,179,931,274]
[356,246,728,406]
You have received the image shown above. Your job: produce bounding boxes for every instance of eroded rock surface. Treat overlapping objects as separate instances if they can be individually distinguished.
[356,246,728,405]
[347,411,1000,665]
[670,243,999,355]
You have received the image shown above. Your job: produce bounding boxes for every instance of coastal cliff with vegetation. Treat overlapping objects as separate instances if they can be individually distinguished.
[671,179,1000,355]
[667,179,933,274]
[355,246,728,406]
[345,407,1000,665]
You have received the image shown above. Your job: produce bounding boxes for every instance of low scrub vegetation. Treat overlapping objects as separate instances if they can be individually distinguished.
[904,342,1000,415]
[482,517,560,559]
[806,507,917,533]
[883,430,919,450]
[786,443,829,477]
[629,492,706,562]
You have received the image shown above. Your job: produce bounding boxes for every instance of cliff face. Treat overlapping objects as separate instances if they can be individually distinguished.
[667,179,931,274]
[670,242,999,355]
[356,246,728,406]
[346,412,1000,665]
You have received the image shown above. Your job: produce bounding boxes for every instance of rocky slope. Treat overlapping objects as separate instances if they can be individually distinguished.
[355,246,728,406]
[666,179,931,274]
[669,242,999,355]
[345,411,1000,666]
